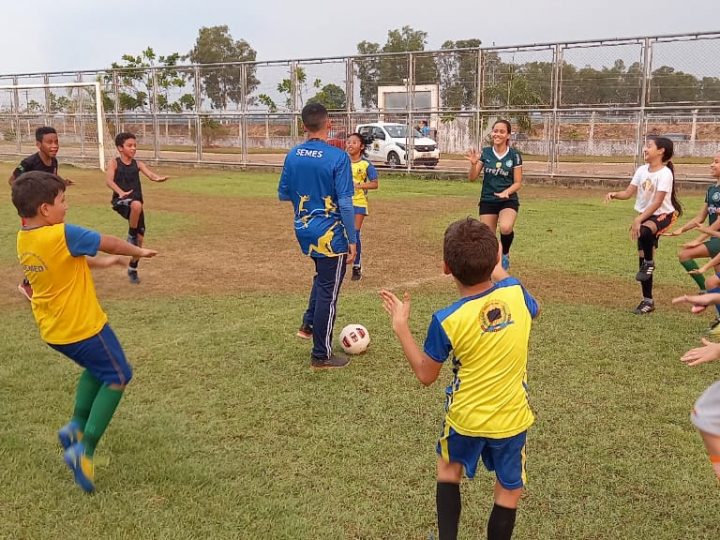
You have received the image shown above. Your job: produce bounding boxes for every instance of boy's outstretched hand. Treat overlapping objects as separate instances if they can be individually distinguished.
[380,289,411,331]
[672,293,720,314]
[681,338,720,367]
[138,248,158,258]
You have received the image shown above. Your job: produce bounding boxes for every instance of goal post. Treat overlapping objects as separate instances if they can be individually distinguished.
[0,81,110,170]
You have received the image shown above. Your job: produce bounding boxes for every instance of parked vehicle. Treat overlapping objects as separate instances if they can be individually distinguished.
[356,122,439,168]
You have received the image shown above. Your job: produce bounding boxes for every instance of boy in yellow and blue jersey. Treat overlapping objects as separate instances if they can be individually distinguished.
[278,103,356,369]
[381,218,539,540]
[12,171,158,493]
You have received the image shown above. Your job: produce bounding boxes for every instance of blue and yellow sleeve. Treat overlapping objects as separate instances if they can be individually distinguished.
[64,224,101,257]
[423,314,453,363]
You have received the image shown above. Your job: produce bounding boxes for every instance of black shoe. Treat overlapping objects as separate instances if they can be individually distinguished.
[636,261,655,282]
[296,324,313,339]
[351,266,362,281]
[310,354,350,369]
[633,299,655,315]
[128,269,140,284]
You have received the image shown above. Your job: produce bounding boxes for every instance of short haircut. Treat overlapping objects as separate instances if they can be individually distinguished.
[115,132,136,148]
[443,218,498,286]
[12,171,66,218]
[301,103,328,132]
[35,126,57,142]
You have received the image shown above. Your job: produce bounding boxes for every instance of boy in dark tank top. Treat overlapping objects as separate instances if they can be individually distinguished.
[105,132,168,284]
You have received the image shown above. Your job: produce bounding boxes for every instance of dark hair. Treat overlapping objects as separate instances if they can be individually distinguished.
[115,132,136,148]
[35,126,57,142]
[492,119,512,134]
[301,103,328,132]
[649,136,683,216]
[347,132,370,157]
[443,218,499,286]
[11,171,66,218]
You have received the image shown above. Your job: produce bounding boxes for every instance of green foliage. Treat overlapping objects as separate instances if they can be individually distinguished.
[104,47,195,113]
[188,25,259,110]
[438,39,482,111]
[355,26,438,109]
[307,83,347,110]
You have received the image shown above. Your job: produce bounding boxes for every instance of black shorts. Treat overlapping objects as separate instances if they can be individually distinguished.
[479,199,519,215]
[639,212,675,249]
[112,198,146,234]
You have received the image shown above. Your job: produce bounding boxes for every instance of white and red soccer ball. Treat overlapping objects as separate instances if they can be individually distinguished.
[339,324,370,355]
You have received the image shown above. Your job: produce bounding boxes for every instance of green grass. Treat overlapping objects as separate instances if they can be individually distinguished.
[2,170,720,539]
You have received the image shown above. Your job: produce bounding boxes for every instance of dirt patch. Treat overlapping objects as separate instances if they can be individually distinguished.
[0,172,695,313]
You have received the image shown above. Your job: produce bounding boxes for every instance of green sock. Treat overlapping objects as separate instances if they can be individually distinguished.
[71,370,103,430]
[83,385,124,458]
[681,259,706,290]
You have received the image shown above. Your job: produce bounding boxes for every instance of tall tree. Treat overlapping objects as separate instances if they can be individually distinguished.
[355,26,437,110]
[104,47,195,113]
[439,39,481,110]
[188,25,259,110]
[307,84,347,110]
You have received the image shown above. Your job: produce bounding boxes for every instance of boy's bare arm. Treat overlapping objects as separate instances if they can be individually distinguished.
[137,161,169,182]
[380,289,443,386]
[86,255,127,269]
[98,234,157,258]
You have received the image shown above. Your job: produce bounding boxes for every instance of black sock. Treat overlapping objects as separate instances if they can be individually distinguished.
[128,227,138,238]
[500,232,514,255]
[487,503,517,540]
[129,260,139,270]
[436,482,461,540]
[641,275,653,300]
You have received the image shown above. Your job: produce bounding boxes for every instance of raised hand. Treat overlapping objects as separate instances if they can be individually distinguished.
[380,289,411,331]
[464,148,480,165]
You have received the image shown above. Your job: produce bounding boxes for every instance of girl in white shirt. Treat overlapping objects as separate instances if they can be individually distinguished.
[604,137,683,314]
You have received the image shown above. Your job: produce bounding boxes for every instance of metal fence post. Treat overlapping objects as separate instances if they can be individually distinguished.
[150,67,160,161]
[636,37,652,167]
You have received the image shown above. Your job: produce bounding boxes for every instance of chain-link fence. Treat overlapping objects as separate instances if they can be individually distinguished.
[1,31,719,179]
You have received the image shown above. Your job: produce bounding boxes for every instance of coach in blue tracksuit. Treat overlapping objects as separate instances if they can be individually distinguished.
[278,103,356,369]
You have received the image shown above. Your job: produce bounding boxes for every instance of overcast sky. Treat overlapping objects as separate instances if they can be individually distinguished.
[0,0,716,74]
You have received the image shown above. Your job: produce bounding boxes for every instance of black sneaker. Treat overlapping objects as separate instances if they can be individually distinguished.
[296,324,313,339]
[636,261,656,282]
[128,269,140,285]
[310,354,350,369]
[633,299,655,315]
[351,266,362,281]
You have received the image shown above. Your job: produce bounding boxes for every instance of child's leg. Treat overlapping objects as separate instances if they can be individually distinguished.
[488,482,523,540]
[479,213,499,232]
[638,249,654,300]
[679,245,710,290]
[127,200,143,240]
[71,370,103,431]
[353,214,364,268]
[497,208,518,256]
[707,274,720,318]
[128,209,145,283]
[699,430,720,480]
[436,457,463,540]
[691,381,720,480]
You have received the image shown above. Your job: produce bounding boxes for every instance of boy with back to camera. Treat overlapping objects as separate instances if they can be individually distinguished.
[105,132,168,284]
[12,171,157,493]
[381,218,540,540]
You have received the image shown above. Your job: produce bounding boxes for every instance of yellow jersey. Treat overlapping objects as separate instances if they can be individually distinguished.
[351,159,378,210]
[424,277,538,438]
[17,223,107,344]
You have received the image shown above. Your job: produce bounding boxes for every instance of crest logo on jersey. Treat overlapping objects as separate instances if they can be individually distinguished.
[506,159,513,167]
[495,161,502,169]
[712,192,720,203]
[479,300,514,333]
[642,178,653,191]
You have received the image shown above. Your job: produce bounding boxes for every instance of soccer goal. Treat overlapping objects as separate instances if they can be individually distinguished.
[0,81,111,170]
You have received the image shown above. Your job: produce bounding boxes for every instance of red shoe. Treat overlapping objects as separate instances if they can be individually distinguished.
[17,280,33,301]
[296,324,313,339]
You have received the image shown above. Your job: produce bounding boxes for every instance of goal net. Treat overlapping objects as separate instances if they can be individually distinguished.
[0,81,112,170]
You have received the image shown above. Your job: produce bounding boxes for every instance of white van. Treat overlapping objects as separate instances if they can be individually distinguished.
[356,122,439,168]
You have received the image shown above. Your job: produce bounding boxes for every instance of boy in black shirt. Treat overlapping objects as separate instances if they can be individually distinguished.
[105,132,168,284]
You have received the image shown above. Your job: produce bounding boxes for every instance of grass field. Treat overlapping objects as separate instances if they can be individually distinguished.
[1,163,719,539]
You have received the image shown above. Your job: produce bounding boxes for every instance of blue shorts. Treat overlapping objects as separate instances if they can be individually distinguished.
[436,425,527,488]
[353,206,368,216]
[49,324,133,386]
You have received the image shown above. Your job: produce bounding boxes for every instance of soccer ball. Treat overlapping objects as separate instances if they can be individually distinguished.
[339,324,370,355]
